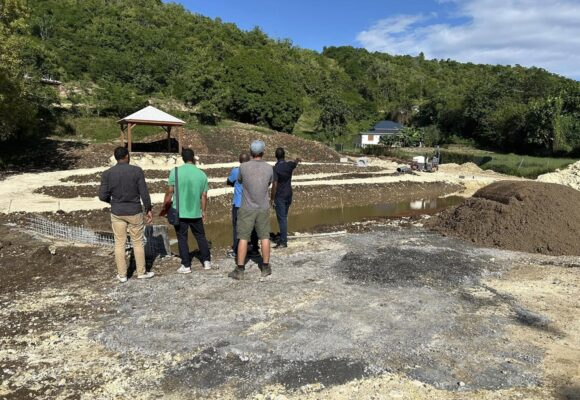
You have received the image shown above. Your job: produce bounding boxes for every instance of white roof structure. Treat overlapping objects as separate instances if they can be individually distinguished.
[118,106,185,126]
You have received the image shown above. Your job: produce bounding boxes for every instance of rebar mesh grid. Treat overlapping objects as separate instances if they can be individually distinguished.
[27,215,117,247]
[26,215,171,257]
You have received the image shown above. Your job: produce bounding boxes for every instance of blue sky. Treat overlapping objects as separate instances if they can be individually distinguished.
[173,0,451,51]
[174,0,580,79]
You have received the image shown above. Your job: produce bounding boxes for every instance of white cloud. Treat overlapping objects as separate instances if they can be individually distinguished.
[356,0,580,79]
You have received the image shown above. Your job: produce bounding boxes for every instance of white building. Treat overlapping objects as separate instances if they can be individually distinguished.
[358,120,403,148]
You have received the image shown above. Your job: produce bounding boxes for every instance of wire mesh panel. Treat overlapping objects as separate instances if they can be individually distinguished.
[26,215,171,258]
[27,215,117,247]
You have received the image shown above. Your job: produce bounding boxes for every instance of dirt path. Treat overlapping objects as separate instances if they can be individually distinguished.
[0,219,577,399]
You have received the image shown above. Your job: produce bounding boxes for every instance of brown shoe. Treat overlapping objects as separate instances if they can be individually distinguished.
[260,265,272,277]
[228,267,245,280]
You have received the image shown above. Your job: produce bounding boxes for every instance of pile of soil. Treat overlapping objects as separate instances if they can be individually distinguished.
[438,162,487,174]
[194,124,341,162]
[428,181,580,256]
[133,123,341,162]
[537,160,580,191]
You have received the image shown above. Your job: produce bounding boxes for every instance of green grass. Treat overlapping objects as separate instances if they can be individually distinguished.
[470,153,576,178]
[58,117,163,143]
[379,145,578,178]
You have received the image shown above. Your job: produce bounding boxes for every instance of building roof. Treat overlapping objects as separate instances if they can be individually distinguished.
[118,106,185,126]
[374,120,402,130]
[359,131,397,136]
[360,120,403,135]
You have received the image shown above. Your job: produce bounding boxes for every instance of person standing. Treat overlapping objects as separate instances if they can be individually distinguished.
[228,140,274,280]
[226,152,259,258]
[99,147,154,282]
[272,147,300,249]
[162,148,211,274]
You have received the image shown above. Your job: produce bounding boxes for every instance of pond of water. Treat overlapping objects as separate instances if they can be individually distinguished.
[169,196,464,251]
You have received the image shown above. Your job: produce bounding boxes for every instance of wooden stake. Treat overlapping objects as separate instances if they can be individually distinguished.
[128,123,133,153]
[120,126,125,147]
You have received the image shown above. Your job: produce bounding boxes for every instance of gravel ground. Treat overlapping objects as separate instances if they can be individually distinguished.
[96,228,545,397]
[0,218,578,399]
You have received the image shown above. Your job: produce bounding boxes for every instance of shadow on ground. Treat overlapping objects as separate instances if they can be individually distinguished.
[0,139,86,178]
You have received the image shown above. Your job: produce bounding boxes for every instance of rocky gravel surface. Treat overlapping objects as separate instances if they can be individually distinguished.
[1,217,578,399]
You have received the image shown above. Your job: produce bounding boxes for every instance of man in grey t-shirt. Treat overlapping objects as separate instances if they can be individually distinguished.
[228,140,274,280]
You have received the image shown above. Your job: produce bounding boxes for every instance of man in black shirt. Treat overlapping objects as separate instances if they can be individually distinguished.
[272,147,300,249]
[99,147,154,282]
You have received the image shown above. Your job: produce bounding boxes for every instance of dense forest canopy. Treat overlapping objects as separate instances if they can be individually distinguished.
[1,0,579,155]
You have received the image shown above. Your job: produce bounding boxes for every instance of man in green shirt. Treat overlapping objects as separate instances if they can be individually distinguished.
[162,148,211,274]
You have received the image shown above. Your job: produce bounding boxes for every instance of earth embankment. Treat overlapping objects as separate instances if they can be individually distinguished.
[428,181,580,256]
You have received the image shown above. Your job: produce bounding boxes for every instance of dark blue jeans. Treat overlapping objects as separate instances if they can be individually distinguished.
[175,218,210,268]
[231,206,258,253]
[274,197,292,245]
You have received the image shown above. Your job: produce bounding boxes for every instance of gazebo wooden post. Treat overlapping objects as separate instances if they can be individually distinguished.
[178,126,183,154]
[120,125,125,147]
[166,126,172,153]
[127,123,134,153]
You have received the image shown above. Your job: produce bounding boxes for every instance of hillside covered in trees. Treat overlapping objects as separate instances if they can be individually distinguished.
[1,0,579,156]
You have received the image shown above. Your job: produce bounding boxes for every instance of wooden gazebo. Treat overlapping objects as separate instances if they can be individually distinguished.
[118,106,186,153]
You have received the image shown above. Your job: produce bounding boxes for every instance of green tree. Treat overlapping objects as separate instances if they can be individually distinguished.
[316,93,351,139]
[9,0,578,156]
[197,100,221,125]
[0,0,57,142]
[224,49,302,132]
[524,97,562,153]
[421,125,441,147]
[95,80,147,118]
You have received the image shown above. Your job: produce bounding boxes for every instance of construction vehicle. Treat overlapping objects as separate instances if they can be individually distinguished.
[410,146,441,172]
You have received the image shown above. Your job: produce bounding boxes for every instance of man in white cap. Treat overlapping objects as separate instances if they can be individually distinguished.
[228,140,274,280]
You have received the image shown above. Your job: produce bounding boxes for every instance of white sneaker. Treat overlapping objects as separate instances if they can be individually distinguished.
[177,265,192,274]
[203,261,212,270]
[137,271,155,279]
[117,275,127,283]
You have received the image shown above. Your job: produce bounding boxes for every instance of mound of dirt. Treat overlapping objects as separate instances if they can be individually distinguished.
[427,180,580,256]
[192,124,340,162]
[114,122,341,162]
[438,162,486,174]
[537,160,580,191]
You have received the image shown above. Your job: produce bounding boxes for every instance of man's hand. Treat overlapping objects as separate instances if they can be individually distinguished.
[159,199,172,217]
[202,211,207,224]
[145,210,153,224]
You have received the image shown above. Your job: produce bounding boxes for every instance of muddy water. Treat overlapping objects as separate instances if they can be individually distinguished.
[171,196,464,251]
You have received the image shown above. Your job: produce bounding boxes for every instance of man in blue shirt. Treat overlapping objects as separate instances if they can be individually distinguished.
[226,152,258,258]
[272,147,300,248]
